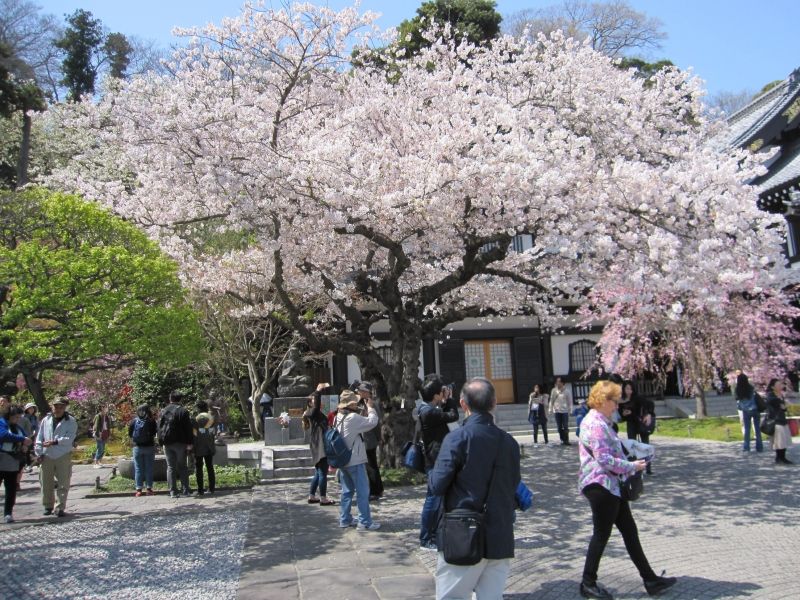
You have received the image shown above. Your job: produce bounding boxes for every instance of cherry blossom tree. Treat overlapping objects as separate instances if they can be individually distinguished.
[584,283,800,417]
[41,1,796,405]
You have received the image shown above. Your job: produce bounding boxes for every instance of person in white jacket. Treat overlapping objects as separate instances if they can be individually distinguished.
[34,397,77,517]
[333,390,380,531]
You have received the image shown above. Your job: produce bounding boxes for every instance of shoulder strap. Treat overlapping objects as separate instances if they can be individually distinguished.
[481,428,502,513]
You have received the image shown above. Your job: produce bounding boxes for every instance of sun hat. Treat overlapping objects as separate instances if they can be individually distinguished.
[337,390,360,410]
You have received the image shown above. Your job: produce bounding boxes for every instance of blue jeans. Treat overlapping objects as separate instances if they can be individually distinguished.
[339,463,372,526]
[309,459,328,497]
[742,409,763,451]
[133,445,155,490]
[94,439,106,461]
[420,469,443,546]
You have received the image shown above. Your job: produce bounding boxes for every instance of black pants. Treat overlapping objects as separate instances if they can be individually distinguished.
[194,455,215,493]
[1,470,19,516]
[532,421,548,443]
[555,412,570,444]
[365,448,384,498]
[582,484,656,585]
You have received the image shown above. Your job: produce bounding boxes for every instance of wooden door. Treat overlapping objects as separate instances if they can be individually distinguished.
[464,340,515,404]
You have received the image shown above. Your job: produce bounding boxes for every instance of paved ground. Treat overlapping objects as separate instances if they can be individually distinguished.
[1,436,798,599]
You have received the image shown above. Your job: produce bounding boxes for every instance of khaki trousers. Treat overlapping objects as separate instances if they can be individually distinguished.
[39,452,72,512]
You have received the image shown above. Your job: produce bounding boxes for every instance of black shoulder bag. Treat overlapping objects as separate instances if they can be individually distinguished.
[440,432,500,566]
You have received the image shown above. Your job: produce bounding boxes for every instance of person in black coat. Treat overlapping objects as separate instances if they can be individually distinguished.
[429,377,521,599]
[766,378,793,464]
[159,391,194,498]
[417,374,459,550]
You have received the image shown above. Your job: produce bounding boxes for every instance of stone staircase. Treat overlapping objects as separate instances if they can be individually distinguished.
[493,396,738,436]
[260,445,316,484]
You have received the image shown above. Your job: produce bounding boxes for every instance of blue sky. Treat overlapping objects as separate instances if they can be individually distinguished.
[38,0,800,97]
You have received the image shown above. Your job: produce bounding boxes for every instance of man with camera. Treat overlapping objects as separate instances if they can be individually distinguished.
[429,377,521,599]
[354,381,384,501]
[417,374,460,550]
[334,389,380,530]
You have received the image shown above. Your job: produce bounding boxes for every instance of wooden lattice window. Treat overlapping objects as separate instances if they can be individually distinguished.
[569,340,598,373]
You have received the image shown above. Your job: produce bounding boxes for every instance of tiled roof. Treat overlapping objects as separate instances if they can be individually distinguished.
[757,141,800,195]
[722,67,800,150]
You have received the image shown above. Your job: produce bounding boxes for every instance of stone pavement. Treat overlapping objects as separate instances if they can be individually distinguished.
[1,436,799,599]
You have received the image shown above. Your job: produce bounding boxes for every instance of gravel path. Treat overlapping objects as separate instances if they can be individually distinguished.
[1,507,249,600]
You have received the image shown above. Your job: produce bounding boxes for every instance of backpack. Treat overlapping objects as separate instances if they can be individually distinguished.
[158,405,180,445]
[323,415,352,468]
[132,417,152,445]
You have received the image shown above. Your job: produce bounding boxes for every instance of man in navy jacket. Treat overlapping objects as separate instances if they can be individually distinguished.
[430,377,521,599]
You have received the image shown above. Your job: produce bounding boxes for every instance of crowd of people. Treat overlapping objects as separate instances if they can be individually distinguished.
[1,368,795,599]
[0,390,225,523]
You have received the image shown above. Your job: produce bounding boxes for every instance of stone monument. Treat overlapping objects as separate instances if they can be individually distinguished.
[277,344,313,397]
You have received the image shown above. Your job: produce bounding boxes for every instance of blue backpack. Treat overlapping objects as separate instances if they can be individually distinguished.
[323,415,352,468]
[132,417,152,445]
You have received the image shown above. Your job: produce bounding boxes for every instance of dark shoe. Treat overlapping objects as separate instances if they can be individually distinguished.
[369,495,382,501]
[194,491,205,497]
[43,508,53,516]
[56,510,66,518]
[779,457,794,465]
[308,496,320,504]
[580,581,614,599]
[419,541,438,551]
[644,575,677,596]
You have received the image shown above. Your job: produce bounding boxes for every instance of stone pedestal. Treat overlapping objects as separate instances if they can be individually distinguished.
[117,455,168,481]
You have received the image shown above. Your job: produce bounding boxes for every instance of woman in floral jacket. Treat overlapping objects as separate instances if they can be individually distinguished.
[576,381,676,600]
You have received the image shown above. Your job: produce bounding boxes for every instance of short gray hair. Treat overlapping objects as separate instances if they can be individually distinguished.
[461,377,496,413]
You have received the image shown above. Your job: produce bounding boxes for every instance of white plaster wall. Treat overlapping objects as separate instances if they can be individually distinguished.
[550,333,602,376]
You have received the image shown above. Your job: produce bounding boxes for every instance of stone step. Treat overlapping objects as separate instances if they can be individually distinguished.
[271,446,311,459]
[274,456,315,468]
[260,476,312,485]
[273,466,316,479]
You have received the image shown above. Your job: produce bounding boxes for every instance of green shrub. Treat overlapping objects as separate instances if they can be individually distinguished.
[92,464,260,494]
[380,467,426,487]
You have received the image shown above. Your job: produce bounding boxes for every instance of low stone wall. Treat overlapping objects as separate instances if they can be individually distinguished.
[117,442,230,480]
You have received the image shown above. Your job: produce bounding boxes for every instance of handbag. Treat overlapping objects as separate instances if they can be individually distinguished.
[754,393,767,413]
[760,414,776,436]
[401,440,426,474]
[620,470,644,501]
[440,432,500,566]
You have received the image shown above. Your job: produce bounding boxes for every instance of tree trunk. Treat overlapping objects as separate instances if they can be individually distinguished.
[23,370,49,414]
[246,360,265,440]
[233,378,258,438]
[695,386,708,419]
[16,113,32,188]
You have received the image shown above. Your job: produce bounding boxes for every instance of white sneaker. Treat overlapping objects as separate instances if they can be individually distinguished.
[356,522,381,531]
[4,515,13,523]
[93,463,102,469]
